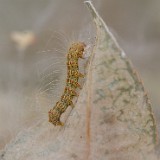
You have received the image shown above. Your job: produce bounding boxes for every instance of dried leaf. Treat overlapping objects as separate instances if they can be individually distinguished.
[0,1,158,160]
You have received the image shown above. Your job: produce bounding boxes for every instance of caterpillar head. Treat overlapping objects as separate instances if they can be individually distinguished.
[69,42,86,58]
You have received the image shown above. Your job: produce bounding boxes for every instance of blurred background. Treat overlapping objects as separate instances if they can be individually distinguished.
[0,0,159,150]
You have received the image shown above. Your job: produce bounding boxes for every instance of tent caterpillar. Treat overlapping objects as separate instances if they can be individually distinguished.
[48,42,86,126]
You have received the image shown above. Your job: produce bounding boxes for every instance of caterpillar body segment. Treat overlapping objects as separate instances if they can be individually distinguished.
[55,101,68,114]
[61,94,74,108]
[67,70,84,78]
[64,87,78,97]
[66,78,82,89]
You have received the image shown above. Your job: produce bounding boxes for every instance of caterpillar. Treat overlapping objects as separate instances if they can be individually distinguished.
[48,42,86,126]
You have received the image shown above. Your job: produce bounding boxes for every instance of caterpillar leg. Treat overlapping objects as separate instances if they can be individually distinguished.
[76,82,82,89]
[81,56,85,59]
[79,72,85,78]
[56,121,64,126]
[70,91,78,97]
[70,101,75,108]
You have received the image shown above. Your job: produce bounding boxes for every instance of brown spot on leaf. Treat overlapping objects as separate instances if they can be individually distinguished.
[71,153,78,159]
[103,113,116,125]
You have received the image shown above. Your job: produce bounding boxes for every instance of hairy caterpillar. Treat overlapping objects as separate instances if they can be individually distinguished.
[48,42,86,126]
